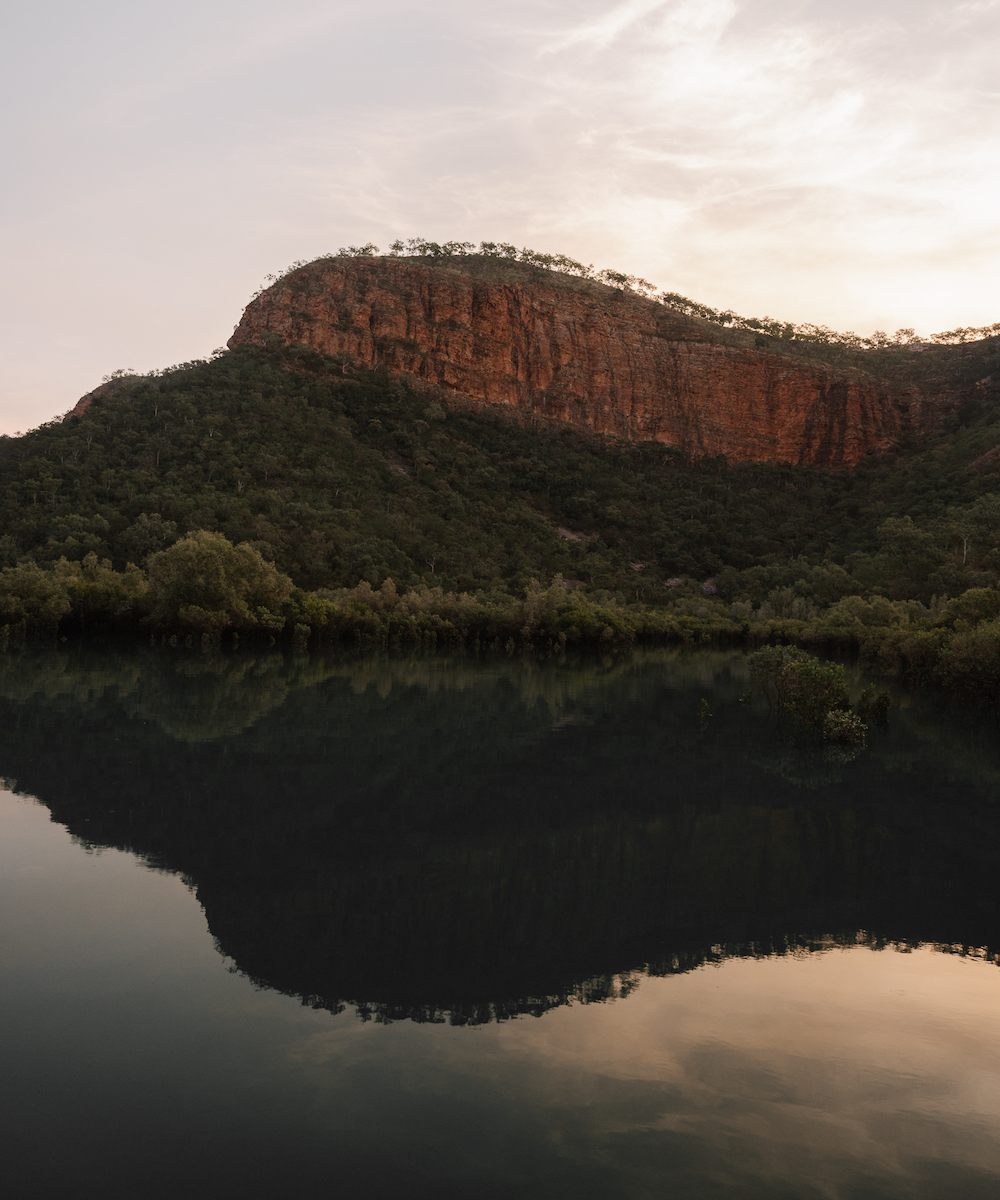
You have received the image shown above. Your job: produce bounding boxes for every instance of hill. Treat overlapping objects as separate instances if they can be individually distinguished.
[231,254,957,466]
[0,337,996,591]
[1,251,1000,694]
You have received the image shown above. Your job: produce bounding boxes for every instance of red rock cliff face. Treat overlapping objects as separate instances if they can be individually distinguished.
[229,258,932,466]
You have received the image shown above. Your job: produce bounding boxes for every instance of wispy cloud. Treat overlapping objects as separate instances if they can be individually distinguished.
[494,0,1000,324]
[541,0,679,54]
[2,0,1000,430]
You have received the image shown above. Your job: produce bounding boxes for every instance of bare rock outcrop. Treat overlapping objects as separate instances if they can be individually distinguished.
[229,257,946,465]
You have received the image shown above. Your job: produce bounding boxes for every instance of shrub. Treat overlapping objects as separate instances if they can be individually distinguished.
[58,552,147,631]
[748,646,850,724]
[782,658,851,725]
[145,530,292,637]
[823,709,867,744]
[935,618,1000,698]
[0,560,71,634]
[936,588,1000,629]
[747,645,809,707]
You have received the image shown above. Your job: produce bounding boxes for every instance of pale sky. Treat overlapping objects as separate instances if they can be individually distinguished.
[3,0,999,433]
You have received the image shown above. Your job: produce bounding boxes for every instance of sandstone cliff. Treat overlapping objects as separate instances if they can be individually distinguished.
[228,257,941,466]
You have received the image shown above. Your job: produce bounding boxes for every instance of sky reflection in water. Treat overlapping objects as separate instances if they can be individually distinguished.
[2,644,1000,1198]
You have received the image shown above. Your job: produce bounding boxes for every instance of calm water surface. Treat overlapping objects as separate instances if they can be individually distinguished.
[2,643,1000,1199]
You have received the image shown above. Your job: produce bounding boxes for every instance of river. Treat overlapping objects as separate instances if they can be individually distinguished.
[2,642,999,1198]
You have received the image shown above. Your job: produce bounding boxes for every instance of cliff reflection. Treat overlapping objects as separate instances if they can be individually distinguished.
[2,642,999,1023]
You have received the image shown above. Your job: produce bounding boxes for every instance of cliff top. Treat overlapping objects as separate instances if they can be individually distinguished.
[257,246,1000,391]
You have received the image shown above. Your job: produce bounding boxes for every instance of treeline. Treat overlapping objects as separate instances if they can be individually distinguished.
[277,245,1000,385]
[2,529,1000,700]
[268,235,998,360]
[658,292,1000,351]
[0,530,703,648]
[262,237,662,301]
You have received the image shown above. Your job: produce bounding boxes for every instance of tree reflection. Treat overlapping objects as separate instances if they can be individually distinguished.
[1,642,999,1023]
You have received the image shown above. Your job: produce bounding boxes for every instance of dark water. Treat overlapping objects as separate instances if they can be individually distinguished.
[2,642,1000,1199]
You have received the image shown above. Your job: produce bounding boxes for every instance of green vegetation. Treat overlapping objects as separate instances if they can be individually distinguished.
[747,645,885,744]
[749,646,850,723]
[0,289,999,696]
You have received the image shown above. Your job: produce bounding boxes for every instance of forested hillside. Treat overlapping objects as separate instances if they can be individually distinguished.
[2,340,999,595]
[1,332,1000,696]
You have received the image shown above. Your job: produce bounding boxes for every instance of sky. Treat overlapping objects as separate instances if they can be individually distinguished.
[2,0,999,434]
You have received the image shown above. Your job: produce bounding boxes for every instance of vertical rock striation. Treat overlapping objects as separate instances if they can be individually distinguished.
[229,257,940,465]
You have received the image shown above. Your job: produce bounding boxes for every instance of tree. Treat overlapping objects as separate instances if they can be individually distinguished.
[940,495,1000,567]
[748,646,850,725]
[145,530,292,637]
[937,588,1000,629]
